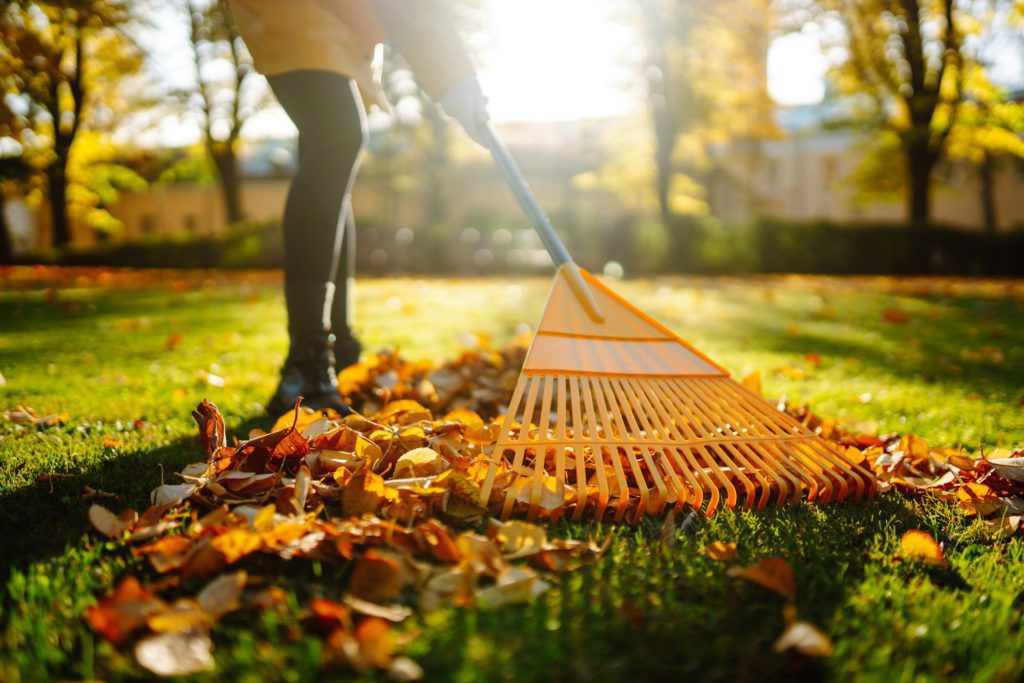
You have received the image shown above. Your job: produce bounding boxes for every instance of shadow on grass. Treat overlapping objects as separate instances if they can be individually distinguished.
[410,496,958,683]
[0,415,272,579]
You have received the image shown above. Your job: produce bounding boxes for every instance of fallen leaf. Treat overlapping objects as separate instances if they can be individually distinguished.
[88,505,137,538]
[349,550,404,602]
[490,520,548,560]
[476,567,549,607]
[86,577,165,644]
[727,557,796,600]
[356,617,393,668]
[197,571,246,616]
[900,530,948,568]
[705,541,738,562]
[393,447,445,478]
[342,595,413,622]
[774,620,834,657]
[135,631,215,677]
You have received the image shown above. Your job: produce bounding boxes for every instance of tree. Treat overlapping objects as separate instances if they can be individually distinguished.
[0,0,139,247]
[820,0,971,226]
[946,74,1024,235]
[629,0,778,225]
[183,0,261,225]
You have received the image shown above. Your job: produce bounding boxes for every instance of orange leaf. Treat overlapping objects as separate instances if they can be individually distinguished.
[704,541,737,562]
[727,557,796,600]
[355,617,393,669]
[86,577,166,644]
[900,530,948,567]
[210,529,263,564]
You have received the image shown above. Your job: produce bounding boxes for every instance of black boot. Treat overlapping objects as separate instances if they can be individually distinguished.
[269,281,350,416]
[331,210,363,370]
[333,330,363,369]
[267,332,351,416]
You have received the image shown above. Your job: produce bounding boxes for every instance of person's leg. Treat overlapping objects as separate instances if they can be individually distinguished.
[332,200,362,368]
[265,70,366,413]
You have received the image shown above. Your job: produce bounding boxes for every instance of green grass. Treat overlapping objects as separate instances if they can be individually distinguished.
[2,272,1023,682]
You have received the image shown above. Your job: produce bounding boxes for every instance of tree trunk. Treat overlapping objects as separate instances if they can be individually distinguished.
[47,159,72,247]
[213,148,244,224]
[906,144,933,228]
[0,191,12,264]
[653,106,673,229]
[979,151,996,236]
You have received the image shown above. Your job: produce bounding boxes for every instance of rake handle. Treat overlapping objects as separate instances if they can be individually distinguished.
[481,122,604,323]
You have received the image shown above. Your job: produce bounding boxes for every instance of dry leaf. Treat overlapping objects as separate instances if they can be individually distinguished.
[774,620,834,657]
[355,617,393,668]
[900,530,948,567]
[705,541,738,561]
[197,571,246,616]
[89,504,137,538]
[135,631,215,677]
[727,557,796,600]
[490,520,547,560]
[393,448,445,478]
[86,577,165,644]
[349,551,404,602]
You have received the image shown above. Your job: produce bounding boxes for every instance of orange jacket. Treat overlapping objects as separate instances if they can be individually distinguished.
[227,0,474,107]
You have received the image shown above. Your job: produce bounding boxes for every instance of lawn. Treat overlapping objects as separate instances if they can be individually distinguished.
[2,269,1023,682]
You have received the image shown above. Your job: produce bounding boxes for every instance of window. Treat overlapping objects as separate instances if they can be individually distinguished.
[141,214,155,235]
[184,214,198,233]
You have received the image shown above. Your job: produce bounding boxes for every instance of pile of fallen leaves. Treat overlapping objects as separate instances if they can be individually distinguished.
[780,397,1024,536]
[81,343,1024,676]
[86,343,603,677]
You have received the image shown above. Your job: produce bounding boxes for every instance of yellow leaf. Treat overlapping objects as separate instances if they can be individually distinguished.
[210,529,263,564]
[900,530,948,567]
[393,447,445,478]
[705,541,738,562]
[490,520,548,560]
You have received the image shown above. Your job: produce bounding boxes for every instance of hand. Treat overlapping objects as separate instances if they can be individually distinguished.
[440,75,490,147]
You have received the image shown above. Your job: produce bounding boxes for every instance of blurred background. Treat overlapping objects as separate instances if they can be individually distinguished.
[1,0,1022,276]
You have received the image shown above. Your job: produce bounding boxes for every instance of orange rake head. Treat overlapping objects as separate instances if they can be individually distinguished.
[478,267,875,523]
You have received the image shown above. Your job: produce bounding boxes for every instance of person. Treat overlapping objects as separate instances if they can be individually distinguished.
[226,0,490,415]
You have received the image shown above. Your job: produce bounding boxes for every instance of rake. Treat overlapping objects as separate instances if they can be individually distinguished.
[476,123,875,523]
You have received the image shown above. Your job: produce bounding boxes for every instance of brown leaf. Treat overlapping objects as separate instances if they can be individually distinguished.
[192,398,226,456]
[197,571,247,616]
[349,550,404,602]
[88,504,137,538]
[727,557,796,600]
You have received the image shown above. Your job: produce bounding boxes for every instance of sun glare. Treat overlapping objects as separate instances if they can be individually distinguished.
[480,0,639,122]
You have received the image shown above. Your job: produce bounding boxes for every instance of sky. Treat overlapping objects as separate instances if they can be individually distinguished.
[141,0,841,145]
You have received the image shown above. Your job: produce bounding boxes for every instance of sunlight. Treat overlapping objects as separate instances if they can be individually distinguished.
[479,0,639,122]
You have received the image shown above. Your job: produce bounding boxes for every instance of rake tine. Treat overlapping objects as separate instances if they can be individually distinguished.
[484,268,874,522]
